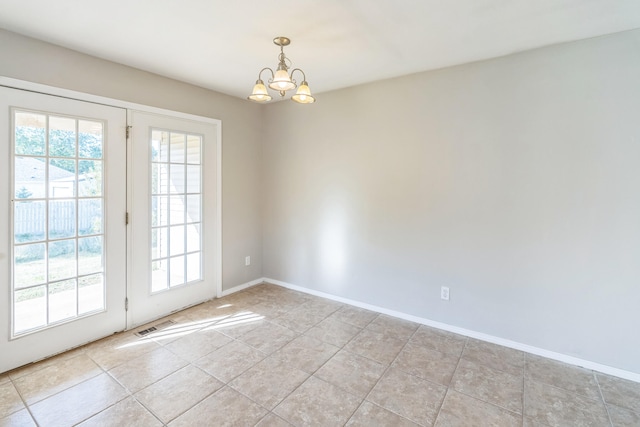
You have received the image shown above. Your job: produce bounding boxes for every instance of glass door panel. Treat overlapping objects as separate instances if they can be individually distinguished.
[12,110,106,335]
[150,129,202,293]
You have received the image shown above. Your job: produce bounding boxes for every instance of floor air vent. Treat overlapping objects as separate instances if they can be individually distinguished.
[135,319,176,337]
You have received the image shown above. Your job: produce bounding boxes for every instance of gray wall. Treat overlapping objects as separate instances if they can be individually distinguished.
[3,26,640,374]
[0,29,263,292]
[262,29,640,374]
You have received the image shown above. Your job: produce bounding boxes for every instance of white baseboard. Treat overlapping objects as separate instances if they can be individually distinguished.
[263,277,640,383]
[219,278,265,297]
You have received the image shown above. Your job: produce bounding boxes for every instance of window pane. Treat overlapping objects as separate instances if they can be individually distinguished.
[169,256,185,287]
[151,196,168,227]
[78,274,104,314]
[170,225,185,255]
[49,159,76,198]
[170,196,185,225]
[170,132,185,163]
[152,227,168,260]
[14,201,46,243]
[49,116,76,158]
[186,165,200,194]
[15,112,46,156]
[152,260,168,292]
[78,160,102,197]
[14,243,46,289]
[79,236,103,275]
[186,135,201,164]
[151,164,169,195]
[15,157,46,199]
[151,130,169,162]
[49,200,76,239]
[186,252,201,283]
[186,195,200,224]
[49,279,77,323]
[14,286,46,333]
[169,164,185,193]
[78,120,103,159]
[186,224,201,253]
[49,239,76,282]
[78,198,103,236]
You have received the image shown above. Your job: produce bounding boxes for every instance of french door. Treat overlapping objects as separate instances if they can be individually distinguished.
[127,110,219,327]
[0,86,127,372]
[0,87,220,373]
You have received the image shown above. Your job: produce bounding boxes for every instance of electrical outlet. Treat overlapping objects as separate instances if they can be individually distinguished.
[245,256,251,266]
[441,286,450,301]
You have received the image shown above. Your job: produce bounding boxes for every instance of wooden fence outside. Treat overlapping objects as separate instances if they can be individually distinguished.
[14,200,101,237]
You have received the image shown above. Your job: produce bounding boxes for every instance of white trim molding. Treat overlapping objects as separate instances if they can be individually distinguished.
[220,278,266,297]
[246,278,640,384]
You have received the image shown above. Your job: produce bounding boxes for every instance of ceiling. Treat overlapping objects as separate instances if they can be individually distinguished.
[1,0,640,100]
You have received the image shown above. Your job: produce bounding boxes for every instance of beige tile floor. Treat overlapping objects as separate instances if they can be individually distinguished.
[1,283,639,427]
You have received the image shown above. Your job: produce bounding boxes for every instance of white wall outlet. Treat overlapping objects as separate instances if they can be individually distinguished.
[245,256,251,266]
[441,286,450,301]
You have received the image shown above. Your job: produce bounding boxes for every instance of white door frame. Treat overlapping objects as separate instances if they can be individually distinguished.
[0,76,223,328]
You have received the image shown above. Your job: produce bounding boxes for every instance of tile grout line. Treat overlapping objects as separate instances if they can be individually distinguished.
[441,347,527,420]
[526,376,609,404]
[137,365,226,425]
[357,323,432,426]
[126,394,167,427]
[450,339,527,417]
[187,292,343,425]
[7,376,40,427]
[114,348,197,426]
[84,317,220,426]
[194,299,273,384]
[245,305,382,425]
[78,347,127,425]
[432,337,468,425]
[447,388,525,420]
[15,348,113,426]
[356,323,427,425]
[331,311,403,426]
[266,310,382,425]
[522,353,527,426]
[593,371,615,427]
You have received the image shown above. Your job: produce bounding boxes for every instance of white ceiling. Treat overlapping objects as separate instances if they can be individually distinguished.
[1,0,640,100]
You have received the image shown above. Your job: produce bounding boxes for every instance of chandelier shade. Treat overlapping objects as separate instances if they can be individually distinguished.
[247,37,315,104]
[269,69,296,91]
[292,81,315,104]
[248,79,272,102]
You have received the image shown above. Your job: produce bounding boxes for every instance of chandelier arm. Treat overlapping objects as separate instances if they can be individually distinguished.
[258,67,275,81]
[289,68,306,85]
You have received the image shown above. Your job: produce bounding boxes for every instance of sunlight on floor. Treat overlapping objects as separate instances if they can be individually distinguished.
[117,306,265,348]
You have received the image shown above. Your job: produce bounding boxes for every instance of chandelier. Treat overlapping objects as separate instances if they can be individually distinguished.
[247,36,315,104]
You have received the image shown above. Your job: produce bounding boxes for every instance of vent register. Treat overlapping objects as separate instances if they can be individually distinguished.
[134,319,176,337]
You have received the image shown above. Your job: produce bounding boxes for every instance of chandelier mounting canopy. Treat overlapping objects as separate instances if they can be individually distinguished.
[273,36,290,47]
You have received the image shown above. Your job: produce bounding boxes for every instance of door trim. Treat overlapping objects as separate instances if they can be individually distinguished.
[0,76,223,322]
